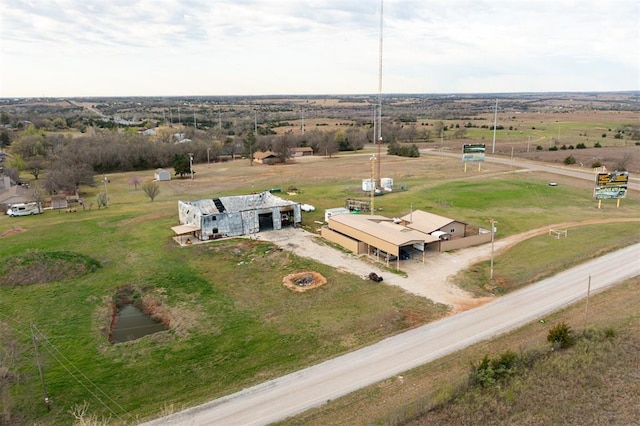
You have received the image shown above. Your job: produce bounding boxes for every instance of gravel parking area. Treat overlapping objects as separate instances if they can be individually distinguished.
[256,226,498,311]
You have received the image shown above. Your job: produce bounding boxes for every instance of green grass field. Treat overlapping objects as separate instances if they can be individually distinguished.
[1,154,638,425]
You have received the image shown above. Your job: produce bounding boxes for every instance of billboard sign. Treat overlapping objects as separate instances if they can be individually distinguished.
[594,171,629,200]
[462,144,485,162]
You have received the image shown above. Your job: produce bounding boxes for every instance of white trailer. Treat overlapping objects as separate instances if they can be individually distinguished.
[7,202,41,217]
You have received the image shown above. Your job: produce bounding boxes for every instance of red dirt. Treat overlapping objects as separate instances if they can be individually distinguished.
[0,227,27,238]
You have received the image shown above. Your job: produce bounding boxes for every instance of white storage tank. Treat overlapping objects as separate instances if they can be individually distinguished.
[381,177,394,191]
[362,179,376,192]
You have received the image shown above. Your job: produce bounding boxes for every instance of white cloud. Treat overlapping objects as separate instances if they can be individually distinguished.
[0,0,638,97]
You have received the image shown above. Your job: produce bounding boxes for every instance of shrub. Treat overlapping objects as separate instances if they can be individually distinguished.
[142,181,161,202]
[591,161,602,168]
[593,142,602,148]
[470,350,519,388]
[549,146,558,151]
[536,145,543,151]
[602,133,607,138]
[563,155,577,165]
[547,322,575,349]
[576,143,586,149]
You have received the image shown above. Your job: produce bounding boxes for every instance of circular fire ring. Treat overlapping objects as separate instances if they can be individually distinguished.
[282,271,327,292]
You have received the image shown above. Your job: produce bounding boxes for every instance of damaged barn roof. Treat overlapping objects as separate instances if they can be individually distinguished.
[180,191,298,215]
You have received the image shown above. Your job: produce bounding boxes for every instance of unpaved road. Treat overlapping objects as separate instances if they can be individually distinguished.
[144,240,640,426]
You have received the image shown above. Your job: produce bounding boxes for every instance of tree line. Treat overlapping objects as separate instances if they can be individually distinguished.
[2,113,448,196]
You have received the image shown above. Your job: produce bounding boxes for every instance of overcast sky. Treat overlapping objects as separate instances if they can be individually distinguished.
[1,0,638,97]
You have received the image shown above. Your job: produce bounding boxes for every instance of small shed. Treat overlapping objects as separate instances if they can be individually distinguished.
[290,147,314,157]
[155,168,171,181]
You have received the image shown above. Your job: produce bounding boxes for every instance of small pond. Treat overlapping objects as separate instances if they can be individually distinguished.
[111,304,167,343]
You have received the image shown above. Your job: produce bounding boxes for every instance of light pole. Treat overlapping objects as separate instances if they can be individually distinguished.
[103,175,109,207]
[188,153,194,180]
[490,219,498,279]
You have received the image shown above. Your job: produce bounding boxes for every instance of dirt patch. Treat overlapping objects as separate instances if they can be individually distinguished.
[283,271,327,292]
[0,227,26,238]
[0,251,101,286]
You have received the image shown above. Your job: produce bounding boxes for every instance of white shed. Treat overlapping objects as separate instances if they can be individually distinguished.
[155,168,171,181]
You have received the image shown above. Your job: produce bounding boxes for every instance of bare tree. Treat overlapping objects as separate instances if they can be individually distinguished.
[315,129,338,158]
[272,131,294,163]
[96,193,107,209]
[129,176,142,190]
[345,128,367,152]
[613,152,634,171]
[142,181,160,202]
[31,183,45,213]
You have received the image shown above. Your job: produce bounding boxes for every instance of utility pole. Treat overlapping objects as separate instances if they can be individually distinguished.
[490,219,498,279]
[370,155,376,215]
[584,275,592,329]
[103,176,109,207]
[31,324,50,411]
[491,99,498,154]
[376,0,384,187]
[252,110,257,166]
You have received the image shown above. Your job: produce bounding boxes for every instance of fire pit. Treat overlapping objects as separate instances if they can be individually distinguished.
[283,271,327,292]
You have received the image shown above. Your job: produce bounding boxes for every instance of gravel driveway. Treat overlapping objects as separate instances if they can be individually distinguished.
[256,226,497,311]
[257,217,640,311]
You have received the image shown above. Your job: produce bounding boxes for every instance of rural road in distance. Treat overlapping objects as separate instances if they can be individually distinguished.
[143,243,640,426]
[422,149,640,192]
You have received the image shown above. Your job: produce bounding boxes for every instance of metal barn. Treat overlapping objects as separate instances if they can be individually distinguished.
[174,191,302,241]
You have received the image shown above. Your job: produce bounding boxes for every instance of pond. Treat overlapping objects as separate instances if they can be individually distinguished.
[111,304,167,343]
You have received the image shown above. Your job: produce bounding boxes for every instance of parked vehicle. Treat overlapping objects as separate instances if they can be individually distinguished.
[6,202,42,217]
[368,272,383,282]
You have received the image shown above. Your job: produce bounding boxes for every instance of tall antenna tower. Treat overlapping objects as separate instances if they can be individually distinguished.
[376,0,384,187]
[491,99,498,153]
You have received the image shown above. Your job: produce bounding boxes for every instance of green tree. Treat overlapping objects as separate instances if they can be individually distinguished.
[0,131,10,148]
[334,128,350,151]
[244,131,257,164]
[547,322,575,349]
[173,154,191,178]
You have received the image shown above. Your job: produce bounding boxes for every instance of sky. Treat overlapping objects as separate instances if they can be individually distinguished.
[1,0,639,97]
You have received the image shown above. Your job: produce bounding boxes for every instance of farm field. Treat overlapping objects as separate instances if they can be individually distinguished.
[1,94,639,424]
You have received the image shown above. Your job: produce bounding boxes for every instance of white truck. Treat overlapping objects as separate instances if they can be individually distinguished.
[6,202,42,217]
